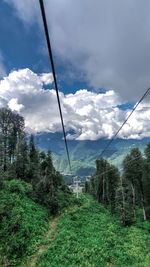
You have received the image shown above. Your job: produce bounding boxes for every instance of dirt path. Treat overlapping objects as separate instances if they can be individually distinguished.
[22,196,89,267]
[22,215,61,267]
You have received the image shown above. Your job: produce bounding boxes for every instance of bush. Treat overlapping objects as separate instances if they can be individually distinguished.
[7,179,25,195]
[0,179,49,266]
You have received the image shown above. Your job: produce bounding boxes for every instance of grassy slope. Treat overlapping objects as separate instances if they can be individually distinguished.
[1,180,150,267]
[0,180,49,266]
[0,179,82,266]
[35,195,150,267]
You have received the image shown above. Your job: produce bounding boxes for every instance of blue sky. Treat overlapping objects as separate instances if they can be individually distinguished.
[0,0,92,94]
[1,0,150,140]
[0,1,45,73]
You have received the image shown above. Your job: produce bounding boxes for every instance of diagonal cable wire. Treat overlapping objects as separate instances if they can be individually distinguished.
[99,87,150,158]
[39,0,71,171]
[95,154,143,178]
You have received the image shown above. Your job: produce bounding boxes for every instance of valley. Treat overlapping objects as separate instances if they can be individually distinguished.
[35,132,150,176]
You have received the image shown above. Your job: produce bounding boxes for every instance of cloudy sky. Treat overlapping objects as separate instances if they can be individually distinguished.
[0,0,150,140]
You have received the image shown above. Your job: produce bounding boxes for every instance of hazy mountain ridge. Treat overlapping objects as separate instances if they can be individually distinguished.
[35,132,150,175]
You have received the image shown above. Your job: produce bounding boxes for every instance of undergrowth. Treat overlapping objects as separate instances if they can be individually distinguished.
[0,179,78,266]
[37,195,150,267]
[0,180,49,266]
[1,180,150,267]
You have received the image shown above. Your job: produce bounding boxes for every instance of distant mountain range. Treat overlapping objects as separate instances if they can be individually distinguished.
[34,132,150,176]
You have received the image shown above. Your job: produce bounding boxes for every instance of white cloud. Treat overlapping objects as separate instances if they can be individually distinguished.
[40,73,54,85]
[5,0,150,101]
[8,98,24,112]
[1,68,150,140]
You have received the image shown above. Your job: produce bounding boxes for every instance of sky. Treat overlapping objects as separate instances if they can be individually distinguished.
[0,0,150,140]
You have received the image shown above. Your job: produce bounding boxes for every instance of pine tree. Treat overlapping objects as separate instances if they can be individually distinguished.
[85,181,90,193]
[88,158,120,213]
[95,158,108,204]
[143,143,150,219]
[107,164,120,214]
[0,108,24,171]
[123,148,145,221]
[28,135,40,188]
[36,150,58,213]
[15,138,30,181]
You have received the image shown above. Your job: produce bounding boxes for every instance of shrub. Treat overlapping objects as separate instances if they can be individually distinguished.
[0,179,49,266]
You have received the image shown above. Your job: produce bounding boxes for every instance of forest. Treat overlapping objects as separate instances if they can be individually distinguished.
[85,145,150,225]
[0,107,150,266]
[0,107,80,266]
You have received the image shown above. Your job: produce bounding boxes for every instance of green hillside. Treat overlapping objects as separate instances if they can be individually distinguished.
[0,180,49,266]
[22,195,150,267]
[36,133,150,175]
[1,109,150,267]
[0,179,80,266]
[52,153,95,176]
[1,179,150,266]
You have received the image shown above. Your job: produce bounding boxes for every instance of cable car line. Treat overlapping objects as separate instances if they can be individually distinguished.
[94,153,144,179]
[39,0,71,172]
[99,87,150,159]
[39,0,150,177]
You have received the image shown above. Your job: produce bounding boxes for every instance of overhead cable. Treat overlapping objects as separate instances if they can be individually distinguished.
[94,153,144,178]
[99,87,150,158]
[39,0,71,171]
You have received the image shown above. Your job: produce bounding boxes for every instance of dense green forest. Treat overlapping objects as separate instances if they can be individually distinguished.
[85,145,150,225]
[1,107,150,266]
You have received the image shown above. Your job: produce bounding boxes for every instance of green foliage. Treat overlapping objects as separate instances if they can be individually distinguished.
[87,158,120,216]
[143,143,150,219]
[28,134,40,187]
[37,195,150,267]
[0,180,49,266]
[0,108,24,172]
[122,148,146,223]
[0,169,4,189]
[0,109,71,216]
[52,153,95,176]
[56,188,83,212]
[87,147,148,225]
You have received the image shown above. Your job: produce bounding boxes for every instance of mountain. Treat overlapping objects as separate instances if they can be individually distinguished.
[35,132,150,176]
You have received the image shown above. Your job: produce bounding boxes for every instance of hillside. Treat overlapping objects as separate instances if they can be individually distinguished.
[35,132,150,175]
[0,180,49,266]
[1,178,150,266]
[0,179,79,266]
[22,195,150,267]
[52,153,95,176]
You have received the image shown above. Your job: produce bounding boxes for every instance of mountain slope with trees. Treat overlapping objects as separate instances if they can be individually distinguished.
[0,108,76,266]
[86,145,150,224]
[35,132,150,175]
[1,107,150,266]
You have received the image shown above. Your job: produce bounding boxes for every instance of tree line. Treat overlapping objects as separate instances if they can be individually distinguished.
[85,144,150,225]
[0,108,71,214]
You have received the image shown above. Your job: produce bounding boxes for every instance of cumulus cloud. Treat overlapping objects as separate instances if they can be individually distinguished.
[40,73,54,85]
[0,68,57,133]
[5,0,150,101]
[0,68,150,140]
[8,98,24,112]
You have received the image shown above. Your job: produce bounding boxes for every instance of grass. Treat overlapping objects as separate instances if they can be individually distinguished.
[0,179,83,266]
[36,195,150,267]
[1,181,150,267]
[0,180,49,266]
